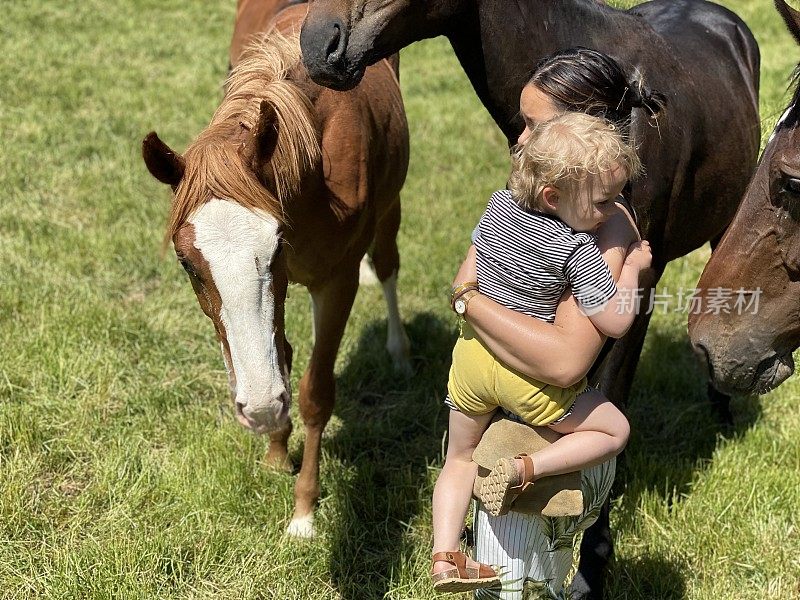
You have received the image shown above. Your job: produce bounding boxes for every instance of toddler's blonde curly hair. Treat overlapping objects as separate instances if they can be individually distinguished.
[509,112,642,211]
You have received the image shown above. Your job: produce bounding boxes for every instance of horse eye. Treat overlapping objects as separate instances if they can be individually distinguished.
[784,177,800,194]
[274,241,284,261]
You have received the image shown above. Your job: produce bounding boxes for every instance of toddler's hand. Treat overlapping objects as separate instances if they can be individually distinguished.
[624,240,652,271]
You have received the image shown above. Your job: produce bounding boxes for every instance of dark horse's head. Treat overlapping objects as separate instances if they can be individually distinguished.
[300,0,455,89]
[689,1,800,395]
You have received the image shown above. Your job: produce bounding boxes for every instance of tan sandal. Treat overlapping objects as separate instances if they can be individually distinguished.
[431,550,499,593]
[479,454,534,516]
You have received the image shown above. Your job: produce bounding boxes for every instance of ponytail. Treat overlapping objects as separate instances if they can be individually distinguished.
[529,47,666,129]
[626,71,666,119]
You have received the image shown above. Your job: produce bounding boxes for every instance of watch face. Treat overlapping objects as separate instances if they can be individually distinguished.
[455,298,467,315]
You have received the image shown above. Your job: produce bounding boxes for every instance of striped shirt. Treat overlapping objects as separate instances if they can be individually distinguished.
[473,189,616,322]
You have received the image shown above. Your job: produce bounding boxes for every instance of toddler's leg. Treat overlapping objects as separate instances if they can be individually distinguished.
[480,390,628,517]
[532,389,629,479]
[432,409,494,575]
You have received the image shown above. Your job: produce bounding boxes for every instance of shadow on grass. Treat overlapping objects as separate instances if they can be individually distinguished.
[324,311,456,599]
[306,312,763,598]
[615,326,762,509]
[606,554,688,600]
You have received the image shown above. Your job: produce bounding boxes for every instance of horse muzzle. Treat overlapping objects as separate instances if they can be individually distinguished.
[235,391,291,434]
[751,353,795,394]
[300,13,364,90]
[693,340,795,395]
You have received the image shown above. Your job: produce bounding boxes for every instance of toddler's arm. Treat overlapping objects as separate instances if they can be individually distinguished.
[586,240,652,338]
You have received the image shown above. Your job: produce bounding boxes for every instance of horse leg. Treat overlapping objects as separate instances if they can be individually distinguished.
[286,271,359,538]
[370,197,411,374]
[571,269,660,600]
[263,421,293,471]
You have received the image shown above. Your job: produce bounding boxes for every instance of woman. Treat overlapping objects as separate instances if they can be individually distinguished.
[434,47,663,598]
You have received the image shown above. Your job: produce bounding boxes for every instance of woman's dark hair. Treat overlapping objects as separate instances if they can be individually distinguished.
[529,47,666,131]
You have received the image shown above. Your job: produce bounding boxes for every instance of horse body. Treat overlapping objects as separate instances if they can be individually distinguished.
[230,0,303,66]
[143,4,409,537]
[301,0,760,401]
[690,1,800,396]
[300,0,759,596]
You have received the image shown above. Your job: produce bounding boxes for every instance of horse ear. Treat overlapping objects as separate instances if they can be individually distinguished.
[142,132,185,187]
[240,100,279,175]
[776,0,800,45]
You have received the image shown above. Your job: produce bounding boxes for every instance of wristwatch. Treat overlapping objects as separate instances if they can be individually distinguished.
[454,289,479,316]
[450,281,478,310]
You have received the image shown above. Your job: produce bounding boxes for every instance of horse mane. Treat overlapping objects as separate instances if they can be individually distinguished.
[166,31,321,240]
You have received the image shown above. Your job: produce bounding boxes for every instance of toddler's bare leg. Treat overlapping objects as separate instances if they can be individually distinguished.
[527,390,629,480]
[432,408,494,574]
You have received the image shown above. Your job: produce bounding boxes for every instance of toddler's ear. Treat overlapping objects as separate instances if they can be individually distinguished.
[541,186,560,211]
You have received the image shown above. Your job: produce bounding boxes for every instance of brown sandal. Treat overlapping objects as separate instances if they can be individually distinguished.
[431,550,499,593]
[479,454,534,516]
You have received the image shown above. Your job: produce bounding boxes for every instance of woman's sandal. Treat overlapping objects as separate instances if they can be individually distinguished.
[431,550,499,593]
[479,453,534,517]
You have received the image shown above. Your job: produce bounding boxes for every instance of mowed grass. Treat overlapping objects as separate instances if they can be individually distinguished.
[1,1,799,598]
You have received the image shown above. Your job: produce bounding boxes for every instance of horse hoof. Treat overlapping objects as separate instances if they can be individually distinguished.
[261,455,293,473]
[392,356,413,377]
[286,514,315,538]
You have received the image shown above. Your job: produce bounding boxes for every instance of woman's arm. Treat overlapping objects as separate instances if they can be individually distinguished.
[454,206,638,387]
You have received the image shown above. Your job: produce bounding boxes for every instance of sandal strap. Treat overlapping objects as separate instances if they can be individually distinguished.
[517,454,534,483]
[431,550,496,579]
[509,454,534,492]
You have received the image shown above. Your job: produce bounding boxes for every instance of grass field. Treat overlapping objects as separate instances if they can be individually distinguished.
[1,1,799,598]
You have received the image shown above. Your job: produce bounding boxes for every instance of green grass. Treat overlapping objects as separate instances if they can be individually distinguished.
[1,0,799,598]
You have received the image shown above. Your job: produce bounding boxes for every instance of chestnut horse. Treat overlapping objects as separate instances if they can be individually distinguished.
[690,0,800,397]
[230,0,302,67]
[299,0,760,597]
[142,5,410,538]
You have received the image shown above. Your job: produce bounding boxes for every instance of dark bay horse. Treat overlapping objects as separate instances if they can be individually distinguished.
[299,0,760,596]
[142,4,410,538]
[690,0,800,397]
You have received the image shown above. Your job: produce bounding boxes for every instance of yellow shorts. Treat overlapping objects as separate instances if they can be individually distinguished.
[447,324,586,426]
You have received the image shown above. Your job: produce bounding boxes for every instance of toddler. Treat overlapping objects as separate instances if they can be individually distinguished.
[431,112,652,592]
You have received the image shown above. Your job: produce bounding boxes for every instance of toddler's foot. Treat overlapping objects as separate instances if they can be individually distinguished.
[479,454,534,516]
[431,551,499,593]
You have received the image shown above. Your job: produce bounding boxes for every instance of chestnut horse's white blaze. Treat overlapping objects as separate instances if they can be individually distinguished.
[190,199,290,433]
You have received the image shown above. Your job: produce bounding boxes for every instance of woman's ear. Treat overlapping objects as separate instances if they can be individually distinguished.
[540,186,560,211]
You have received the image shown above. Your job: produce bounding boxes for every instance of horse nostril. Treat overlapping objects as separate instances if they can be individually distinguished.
[325,22,346,64]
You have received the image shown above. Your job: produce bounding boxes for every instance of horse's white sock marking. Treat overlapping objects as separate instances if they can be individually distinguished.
[359,254,380,285]
[287,514,315,538]
[381,270,411,374]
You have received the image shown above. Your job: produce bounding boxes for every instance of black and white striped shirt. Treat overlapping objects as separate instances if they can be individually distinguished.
[473,190,616,323]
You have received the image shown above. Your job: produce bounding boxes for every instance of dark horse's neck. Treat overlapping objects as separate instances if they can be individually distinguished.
[446,0,637,143]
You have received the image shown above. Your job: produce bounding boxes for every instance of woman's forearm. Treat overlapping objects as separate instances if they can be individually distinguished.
[465,293,603,386]
[461,206,636,385]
